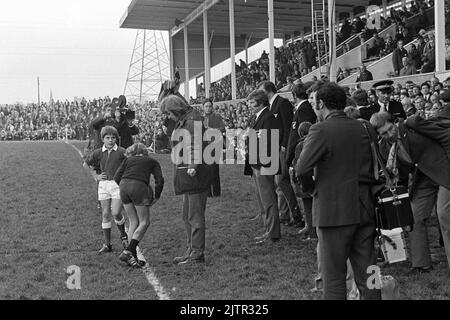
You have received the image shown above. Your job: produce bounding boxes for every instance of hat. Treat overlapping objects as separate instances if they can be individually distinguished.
[373,80,394,91]
[438,90,450,102]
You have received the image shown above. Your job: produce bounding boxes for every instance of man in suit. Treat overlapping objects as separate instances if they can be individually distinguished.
[392,40,408,76]
[371,110,450,271]
[296,82,381,300]
[399,57,418,77]
[203,99,225,197]
[259,81,304,227]
[371,80,406,121]
[244,89,281,244]
[421,82,432,103]
[286,83,317,167]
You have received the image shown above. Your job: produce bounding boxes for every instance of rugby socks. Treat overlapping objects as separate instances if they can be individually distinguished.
[127,239,139,258]
[102,222,112,246]
[114,216,127,239]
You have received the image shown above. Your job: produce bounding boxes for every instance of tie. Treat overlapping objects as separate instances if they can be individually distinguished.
[104,149,112,179]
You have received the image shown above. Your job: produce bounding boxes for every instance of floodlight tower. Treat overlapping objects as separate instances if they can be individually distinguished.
[124,30,170,104]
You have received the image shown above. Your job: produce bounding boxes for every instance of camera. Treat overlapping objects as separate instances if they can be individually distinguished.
[119,106,136,120]
[113,95,135,120]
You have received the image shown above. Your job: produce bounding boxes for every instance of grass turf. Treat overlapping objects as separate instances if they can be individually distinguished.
[0,140,449,300]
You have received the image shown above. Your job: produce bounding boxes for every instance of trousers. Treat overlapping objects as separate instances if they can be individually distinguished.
[253,167,281,239]
[182,190,208,257]
[410,173,450,268]
[275,149,302,222]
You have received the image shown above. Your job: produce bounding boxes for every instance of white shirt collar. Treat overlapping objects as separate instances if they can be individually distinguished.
[295,99,307,112]
[269,93,279,107]
[357,105,369,110]
[102,144,118,152]
[255,107,268,122]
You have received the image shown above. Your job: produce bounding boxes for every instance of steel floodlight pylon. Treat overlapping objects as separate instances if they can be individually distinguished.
[124,30,170,104]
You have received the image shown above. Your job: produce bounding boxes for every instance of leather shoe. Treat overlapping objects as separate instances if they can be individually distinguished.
[173,248,192,264]
[178,254,205,265]
[254,232,269,241]
[249,213,261,221]
[256,237,280,245]
[409,265,433,274]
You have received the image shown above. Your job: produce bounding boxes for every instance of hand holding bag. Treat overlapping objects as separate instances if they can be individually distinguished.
[361,121,415,231]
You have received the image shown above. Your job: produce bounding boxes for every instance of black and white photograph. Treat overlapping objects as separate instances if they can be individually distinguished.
[1,0,449,306]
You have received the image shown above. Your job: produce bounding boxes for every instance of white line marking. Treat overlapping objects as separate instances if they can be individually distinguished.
[67,141,171,300]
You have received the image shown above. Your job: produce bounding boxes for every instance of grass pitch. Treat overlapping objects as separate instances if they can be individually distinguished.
[0,140,449,300]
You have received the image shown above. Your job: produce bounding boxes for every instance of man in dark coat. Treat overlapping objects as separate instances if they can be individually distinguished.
[259,81,304,227]
[89,103,116,149]
[371,111,450,271]
[371,80,406,121]
[244,89,282,244]
[297,82,381,300]
[203,99,225,197]
[286,83,317,167]
[392,40,408,76]
[356,65,374,82]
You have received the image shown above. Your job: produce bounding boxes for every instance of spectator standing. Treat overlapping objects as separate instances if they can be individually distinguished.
[392,40,408,76]
[160,94,212,265]
[203,99,225,198]
[297,82,381,300]
[259,81,304,227]
[244,89,281,244]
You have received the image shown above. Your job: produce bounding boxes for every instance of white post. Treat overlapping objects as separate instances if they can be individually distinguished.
[382,0,388,18]
[169,34,174,80]
[435,0,446,73]
[229,0,237,100]
[311,0,315,43]
[268,0,275,83]
[203,11,211,98]
[328,0,337,82]
[184,26,190,101]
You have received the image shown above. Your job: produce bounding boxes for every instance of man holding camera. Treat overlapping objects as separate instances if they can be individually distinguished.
[89,97,139,150]
[90,103,116,149]
[113,106,139,149]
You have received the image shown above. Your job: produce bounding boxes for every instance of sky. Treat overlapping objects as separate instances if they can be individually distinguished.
[0,0,137,104]
[0,0,280,105]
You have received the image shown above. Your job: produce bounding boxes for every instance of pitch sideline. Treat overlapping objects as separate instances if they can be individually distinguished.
[66,141,171,300]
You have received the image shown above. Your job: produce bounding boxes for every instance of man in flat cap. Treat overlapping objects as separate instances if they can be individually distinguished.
[371,80,406,121]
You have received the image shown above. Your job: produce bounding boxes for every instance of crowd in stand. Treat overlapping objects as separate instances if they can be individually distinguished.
[0,97,112,141]
[198,1,437,102]
[338,0,436,82]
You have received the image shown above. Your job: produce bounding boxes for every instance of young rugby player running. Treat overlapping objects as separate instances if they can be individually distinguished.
[114,143,164,268]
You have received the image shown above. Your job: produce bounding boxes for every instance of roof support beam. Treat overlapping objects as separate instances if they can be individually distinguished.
[203,11,211,98]
[268,0,275,83]
[230,0,237,100]
[184,26,190,100]
[170,0,221,38]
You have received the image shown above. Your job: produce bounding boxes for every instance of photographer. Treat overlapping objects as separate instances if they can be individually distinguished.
[90,103,116,149]
[114,106,139,149]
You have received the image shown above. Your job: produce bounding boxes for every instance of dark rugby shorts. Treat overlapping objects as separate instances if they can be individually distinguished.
[119,179,153,206]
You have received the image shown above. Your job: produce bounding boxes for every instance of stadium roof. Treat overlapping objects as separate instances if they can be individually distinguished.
[120,0,374,38]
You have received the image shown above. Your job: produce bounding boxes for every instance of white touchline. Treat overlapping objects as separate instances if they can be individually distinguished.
[67,141,171,300]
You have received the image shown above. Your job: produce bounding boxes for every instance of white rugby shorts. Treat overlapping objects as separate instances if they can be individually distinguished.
[98,180,121,201]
